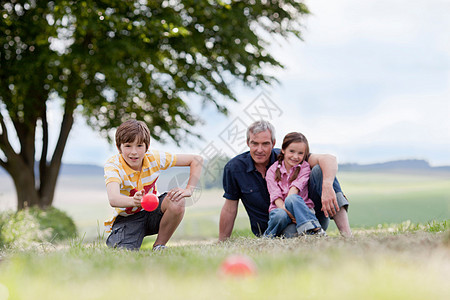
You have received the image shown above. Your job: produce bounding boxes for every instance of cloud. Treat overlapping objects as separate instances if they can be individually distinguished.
[59,0,450,166]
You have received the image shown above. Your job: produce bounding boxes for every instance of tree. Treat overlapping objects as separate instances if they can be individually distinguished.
[0,0,309,210]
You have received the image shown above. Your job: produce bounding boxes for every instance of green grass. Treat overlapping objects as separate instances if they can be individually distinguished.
[165,171,450,240]
[0,224,449,300]
[338,172,450,228]
[0,171,449,299]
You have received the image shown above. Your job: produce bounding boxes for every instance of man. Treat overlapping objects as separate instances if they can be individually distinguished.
[219,120,351,241]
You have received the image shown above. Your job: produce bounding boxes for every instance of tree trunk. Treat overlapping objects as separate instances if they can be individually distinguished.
[0,97,75,210]
[12,165,41,210]
[38,92,76,208]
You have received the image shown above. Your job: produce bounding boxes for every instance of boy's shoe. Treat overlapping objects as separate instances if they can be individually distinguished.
[152,244,167,252]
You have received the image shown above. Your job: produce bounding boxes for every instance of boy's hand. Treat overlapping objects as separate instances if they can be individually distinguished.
[166,187,192,203]
[131,189,145,207]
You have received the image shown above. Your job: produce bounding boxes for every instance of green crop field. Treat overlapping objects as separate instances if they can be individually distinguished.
[166,171,450,241]
[0,171,449,300]
[336,171,450,227]
[0,226,449,300]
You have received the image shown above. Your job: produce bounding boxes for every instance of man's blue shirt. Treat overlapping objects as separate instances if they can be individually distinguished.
[222,149,279,236]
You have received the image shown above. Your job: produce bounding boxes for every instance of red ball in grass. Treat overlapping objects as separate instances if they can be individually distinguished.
[220,255,257,277]
[141,193,159,211]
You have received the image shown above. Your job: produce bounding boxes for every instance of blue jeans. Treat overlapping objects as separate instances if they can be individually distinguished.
[308,165,348,230]
[264,194,321,237]
[280,165,349,236]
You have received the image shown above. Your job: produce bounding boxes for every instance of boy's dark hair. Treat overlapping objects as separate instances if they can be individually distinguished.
[275,132,310,183]
[115,120,151,149]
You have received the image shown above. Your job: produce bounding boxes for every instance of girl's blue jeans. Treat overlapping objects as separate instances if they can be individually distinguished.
[264,194,321,237]
[279,165,350,237]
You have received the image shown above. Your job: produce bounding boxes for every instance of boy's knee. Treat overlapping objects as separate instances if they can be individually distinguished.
[167,198,185,215]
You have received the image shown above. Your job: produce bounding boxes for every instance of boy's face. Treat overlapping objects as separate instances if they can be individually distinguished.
[118,138,148,171]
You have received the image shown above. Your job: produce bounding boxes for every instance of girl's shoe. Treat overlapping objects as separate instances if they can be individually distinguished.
[304,228,327,237]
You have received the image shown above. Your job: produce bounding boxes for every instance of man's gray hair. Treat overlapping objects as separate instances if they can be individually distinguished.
[246,120,276,144]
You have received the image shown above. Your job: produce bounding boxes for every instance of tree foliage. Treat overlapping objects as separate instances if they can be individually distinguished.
[0,0,309,209]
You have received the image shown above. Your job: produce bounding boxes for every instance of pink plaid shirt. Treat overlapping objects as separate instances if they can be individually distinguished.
[266,160,313,212]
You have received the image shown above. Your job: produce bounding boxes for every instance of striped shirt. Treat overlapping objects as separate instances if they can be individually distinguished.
[104,149,177,232]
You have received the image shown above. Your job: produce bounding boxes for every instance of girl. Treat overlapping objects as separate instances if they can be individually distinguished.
[264,132,326,237]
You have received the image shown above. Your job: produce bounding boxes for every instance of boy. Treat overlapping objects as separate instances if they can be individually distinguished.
[104,119,203,250]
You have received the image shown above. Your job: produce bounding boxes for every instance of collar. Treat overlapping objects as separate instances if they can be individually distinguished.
[279,160,303,176]
[244,149,279,173]
[119,153,151,174]
[278,160,288,175]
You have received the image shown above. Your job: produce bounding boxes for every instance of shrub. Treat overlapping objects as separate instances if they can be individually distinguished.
[0,207,77,250]
[28,207,78,242]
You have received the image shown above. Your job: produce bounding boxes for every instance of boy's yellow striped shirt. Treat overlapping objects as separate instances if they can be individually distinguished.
[103,149,177,232]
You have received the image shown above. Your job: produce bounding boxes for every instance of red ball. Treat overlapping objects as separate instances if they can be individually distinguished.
[220,255,257,277]
[141,193,159,211]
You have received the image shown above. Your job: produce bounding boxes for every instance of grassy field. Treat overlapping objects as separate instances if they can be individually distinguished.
[168,171,450,241]
[1,171,449,241]
[0,171,449,299]
[0,226,449,300]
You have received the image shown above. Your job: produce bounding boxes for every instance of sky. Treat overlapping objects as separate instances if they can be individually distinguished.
[59,0,450,167]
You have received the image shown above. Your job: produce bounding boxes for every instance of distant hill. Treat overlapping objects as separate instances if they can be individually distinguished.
[339,159,450,174]
[59,163,104,176]
[0,163,104,177]
[1,159,449,178]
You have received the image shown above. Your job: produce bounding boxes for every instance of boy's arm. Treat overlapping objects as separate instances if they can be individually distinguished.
[307,153,339,217]
[165,154,203,202]
[106,181,143,208]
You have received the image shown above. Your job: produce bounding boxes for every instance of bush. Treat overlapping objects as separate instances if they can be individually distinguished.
[28,207,78,242]
[0,207,77,250]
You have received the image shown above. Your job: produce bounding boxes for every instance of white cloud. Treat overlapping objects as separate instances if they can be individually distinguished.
[58,0,450,166]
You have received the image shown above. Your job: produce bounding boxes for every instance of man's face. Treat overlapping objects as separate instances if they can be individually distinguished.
[247,130,275,166]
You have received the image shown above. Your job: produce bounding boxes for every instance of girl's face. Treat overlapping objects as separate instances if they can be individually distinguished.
[281,142,307,170]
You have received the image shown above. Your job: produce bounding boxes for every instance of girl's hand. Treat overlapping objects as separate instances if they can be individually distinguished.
[283,208,297,224]
[166,187,192,203]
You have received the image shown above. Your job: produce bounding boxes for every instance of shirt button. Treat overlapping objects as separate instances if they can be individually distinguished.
[250,189,253,192]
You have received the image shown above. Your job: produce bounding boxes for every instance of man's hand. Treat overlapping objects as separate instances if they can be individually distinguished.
[321,184,339,218]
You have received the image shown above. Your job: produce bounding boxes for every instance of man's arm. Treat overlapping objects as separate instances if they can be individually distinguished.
[219,199,238,241]
[308,153,339,218]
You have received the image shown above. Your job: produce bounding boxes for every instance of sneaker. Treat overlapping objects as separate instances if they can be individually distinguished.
[152,244,167,252]
[305,228,327,237]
